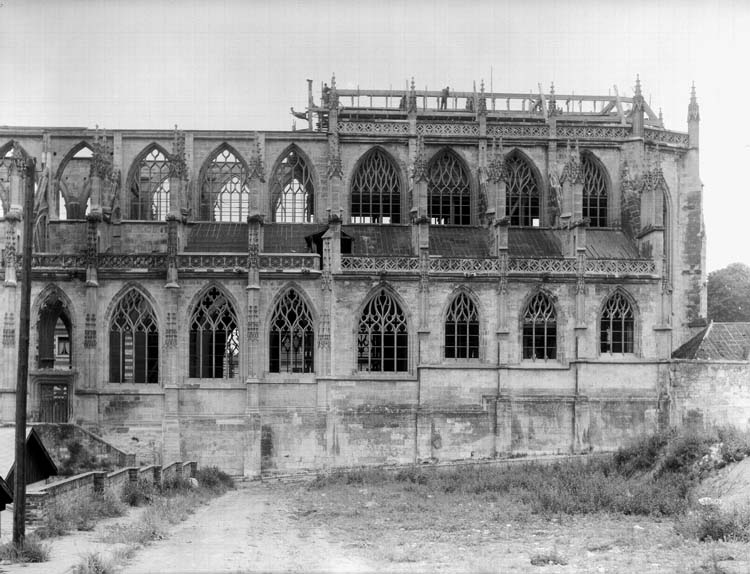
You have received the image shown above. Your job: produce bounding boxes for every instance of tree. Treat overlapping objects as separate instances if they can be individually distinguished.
[707,263,750,322]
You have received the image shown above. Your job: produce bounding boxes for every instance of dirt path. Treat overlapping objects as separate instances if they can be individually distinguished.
[121,483,376,574]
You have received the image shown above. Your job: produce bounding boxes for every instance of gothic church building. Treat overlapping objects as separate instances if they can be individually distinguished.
[0,77,705,475]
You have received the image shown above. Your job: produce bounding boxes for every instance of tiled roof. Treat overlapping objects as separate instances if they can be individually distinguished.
[430,226,491,257]
[586,229,641,259]
[672,322,750,360]
[343,225,413,256]
[508,228,563,257]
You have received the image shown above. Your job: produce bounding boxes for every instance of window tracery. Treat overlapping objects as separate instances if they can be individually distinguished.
[351,149,401,224]
[428,150,471,225]
[109,290,158,383]
[505,154,539,227]
[522,292,556,360]
[269,289,314,373]
[600,292,634,354]
[57,145,93,220]
[357,289,408,372]
[271,149,314,223]
[200,148,250,222]
[129,147,170,221]
[582,154,608,227]
[189,287,239,378]
[444,292,479,359]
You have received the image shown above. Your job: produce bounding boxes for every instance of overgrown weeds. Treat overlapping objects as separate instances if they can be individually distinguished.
[0,535,50,563]
[36,488,125,538]
[195,466,235,494]
[678,501,750,542]
[60,441,113,476]
[72,552,114,574]
[121,478,158,507]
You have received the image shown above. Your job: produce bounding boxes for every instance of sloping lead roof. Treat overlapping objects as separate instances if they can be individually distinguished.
[430,226,491,257]
[343,225,413,256]
[586,229,641,259]
[264,223,324,253]
[672,322,750,360]
[509,229,563,257]
[0,426,58,480]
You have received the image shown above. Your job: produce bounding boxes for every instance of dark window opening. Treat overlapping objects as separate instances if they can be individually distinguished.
[269,289,314,373]
[38,297,72,370]
[444,292,479,359]
[522,292,556,360]
[357,289,408,372]
[428,150,471,225]
[600,292,634,354]
[351,149,401,224]
[189,287,239,378]
[505,155,540,227]
[582,154,608,227]
[109,290,159,383]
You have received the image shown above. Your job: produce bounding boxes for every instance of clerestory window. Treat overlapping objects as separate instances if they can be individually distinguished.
[189,287,239,378]
[357,289,408,372]
[271,148,314,223]
[582,154,608,227]
[351,149,401,224]
[109,290,159,383]
[522,292,556,360]
[129,146,170,221]
[444,292,479,359]
[269,289,314,373]
[200,147,250,222]
[428,149,471,225]
[600,292,634,354]
[505,154,540,227]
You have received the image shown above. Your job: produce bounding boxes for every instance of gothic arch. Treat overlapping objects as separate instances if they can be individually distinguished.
[354,282,413,373]
[580,150,611,227]
[104,282,163,329]
[518,286,560,361]
[268,144,318,223]
[183,281,241,327]
[265,283,318,374]
[32,284,76,370]
[440,286,484,360]
[55,141,94,220]
[124,142,172,221]
[426,147,474,225]
[197,143,251,222]
[0,141,31,217]
[598,286,640,356]
[504,148,543,227]
[348,146,404,224]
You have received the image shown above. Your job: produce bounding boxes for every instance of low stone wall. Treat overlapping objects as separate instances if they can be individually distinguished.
[25,460,196,527]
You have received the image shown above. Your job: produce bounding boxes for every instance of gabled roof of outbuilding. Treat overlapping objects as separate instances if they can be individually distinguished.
[0,475,11,506]
[672,322,750,361]
[0,426,58,480]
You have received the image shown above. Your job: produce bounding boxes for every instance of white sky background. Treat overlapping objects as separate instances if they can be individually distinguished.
[0,0,747,272]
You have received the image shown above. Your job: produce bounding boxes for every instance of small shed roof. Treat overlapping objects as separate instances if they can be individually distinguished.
[0,475,11,508]
[0,426,58,482]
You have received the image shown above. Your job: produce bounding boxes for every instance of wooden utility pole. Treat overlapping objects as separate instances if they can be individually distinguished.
[13,157,35,547]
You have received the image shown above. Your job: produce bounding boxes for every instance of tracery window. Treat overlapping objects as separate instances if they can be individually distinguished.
[58,145,93,220]
[600,292,634,354]
[269,289,314,373]
[428,150,471,225]
[200,147,250,222]
[109,290,159,384]
[582,154,608,227]
[351,149,401,224]
[189,287,239,378]
[444,292,479,359]
[129,147,170,221]
[357,289,408,372]
[505,154,540,227]
[522,292,556,360]
[271,149,314,223]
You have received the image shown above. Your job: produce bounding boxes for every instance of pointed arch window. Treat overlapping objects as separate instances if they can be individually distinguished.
[271,149,314,223]
[428,150,471,225]
[58,145,93,220]
[600,292,634,354]
[269,289,314,373]
[200,148,249,222]
[505,154,540,227]
[582,154,608,227]
[109,290,159,383]
[351,149,401,224]
[357,289,408,372]
[522,292,556,360]
[0,145,16,218]
[129,147,170,221]
[445,292,479,359]
[189,287,239,378]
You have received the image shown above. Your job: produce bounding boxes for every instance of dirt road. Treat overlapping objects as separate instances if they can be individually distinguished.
[121,483,376,574]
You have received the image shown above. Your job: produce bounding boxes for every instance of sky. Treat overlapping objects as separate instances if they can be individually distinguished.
[0,0,748,272]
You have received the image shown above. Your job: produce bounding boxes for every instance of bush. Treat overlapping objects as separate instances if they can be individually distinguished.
[161,475,194,496]
[73,552,114,574]
[195,466,235,493]
[679,502,750,542]
[121,478,157,507]
[0,535,50,563]
[60,441,113,476]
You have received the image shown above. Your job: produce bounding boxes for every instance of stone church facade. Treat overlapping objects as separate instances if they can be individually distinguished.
[0,77,705,476]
